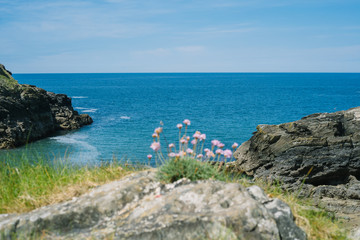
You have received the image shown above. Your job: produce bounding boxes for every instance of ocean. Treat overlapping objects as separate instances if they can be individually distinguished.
[2,73,360,165]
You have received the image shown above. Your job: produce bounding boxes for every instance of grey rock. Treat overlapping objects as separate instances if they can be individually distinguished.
[232,107,360,199]
[0,170,306,240]
[231,107,360,236]
[0,64,92,149]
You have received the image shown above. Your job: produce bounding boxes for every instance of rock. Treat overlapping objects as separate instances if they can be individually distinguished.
[0,64,92,149]
[232,107,360,195]
[231,107,360,236]
[0,170,306,240]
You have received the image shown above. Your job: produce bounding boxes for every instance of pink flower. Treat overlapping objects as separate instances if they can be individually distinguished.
[175,153,181,158]
[206,151,215,158]
[179,151,186,156]
[232,142,239,149]
[147,154,152,159]
[199,134,206,141]
[155,127,163,134]
[180,139,187,144]
[169,143,175,148]
[186,148,193,154]
[223,149,233,158]
[204,148,210,152]
[197,154,203,159]
[193,131,201,139]
[183,119,191,126]
[216,149,224,155]
[169,152,176,157]
[150,142,161,152]
[211,140,220,146]
[191,139,197,145]
[218,143,225,149]
[152,133,158,138]
[177,123,183,129]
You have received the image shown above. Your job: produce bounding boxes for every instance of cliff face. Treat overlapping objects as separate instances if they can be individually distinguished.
[0,64,92,149]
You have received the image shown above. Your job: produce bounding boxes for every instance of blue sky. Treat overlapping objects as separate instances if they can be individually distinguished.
[1,0,359,73]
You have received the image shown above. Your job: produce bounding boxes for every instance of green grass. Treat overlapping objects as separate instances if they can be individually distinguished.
[0,154,139,214]
[0,72,19,89]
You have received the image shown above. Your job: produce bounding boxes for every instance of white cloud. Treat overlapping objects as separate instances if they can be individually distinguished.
[133,46,206,57]
[133,48,171,57]
[175,46,205,53]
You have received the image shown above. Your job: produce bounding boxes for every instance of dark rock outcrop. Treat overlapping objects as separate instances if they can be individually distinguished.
[0,170,306,240]
[231,107,360,235]
[0,64,92,149]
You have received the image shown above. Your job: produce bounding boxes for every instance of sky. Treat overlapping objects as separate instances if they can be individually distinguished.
[1,0,360,73]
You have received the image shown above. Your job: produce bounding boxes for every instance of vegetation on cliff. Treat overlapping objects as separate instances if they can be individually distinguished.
[0,64,18,89]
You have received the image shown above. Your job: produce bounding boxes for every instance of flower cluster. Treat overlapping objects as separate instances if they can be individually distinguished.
[148,119,239,164]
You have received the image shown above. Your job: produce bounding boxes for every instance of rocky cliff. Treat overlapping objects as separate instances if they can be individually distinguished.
[231,107,360,236]
[0,170,306,240]
[0,64,92,149]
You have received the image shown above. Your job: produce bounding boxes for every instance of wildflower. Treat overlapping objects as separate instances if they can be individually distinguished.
[186,136,190,141]
[211,140,220,147]
[152,133,158,138]
[180,138,187,144]
[223,149,233,158]
[204,148,210,152]
[197,154,203,159]
[147,154,152,160]
[175,153,181,158]
[206,151,215,158]
[186,148,193,154]
[232,142,239,149]
[169,143,175,148]
[150,142,161,152]
[199,134,206,141]
[155,127,163,134]
[216,149,224,155]
[193,131,201,139]
[183,119,191,126]
[169,152,176,158]
[191,139,197,145]
[177,123,183,129]
[218,143,225,149]
[179,151,186,156]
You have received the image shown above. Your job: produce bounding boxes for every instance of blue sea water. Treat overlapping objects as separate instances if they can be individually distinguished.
[2,73,360,165]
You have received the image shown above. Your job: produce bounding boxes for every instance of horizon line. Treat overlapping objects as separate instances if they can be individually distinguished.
[12,71,360,74]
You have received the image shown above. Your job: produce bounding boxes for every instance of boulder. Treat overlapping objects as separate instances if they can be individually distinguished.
[231,107,360,235]
[232,107,360,195]
[0,170,306,240]
[0,64,92,149]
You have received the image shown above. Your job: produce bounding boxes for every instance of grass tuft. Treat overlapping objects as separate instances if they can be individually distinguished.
[157,157,227,183]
